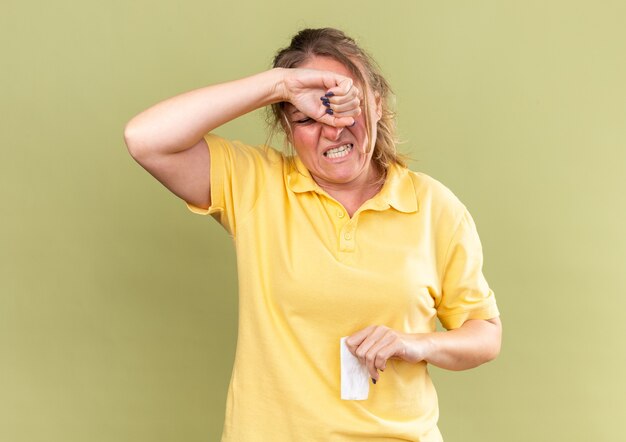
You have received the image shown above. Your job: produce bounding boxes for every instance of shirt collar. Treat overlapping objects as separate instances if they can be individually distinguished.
[286,156,319,193]
[286,156,419,214]
[378,163,419,213]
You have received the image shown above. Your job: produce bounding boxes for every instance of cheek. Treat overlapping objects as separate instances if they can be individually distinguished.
[292,126,319,151]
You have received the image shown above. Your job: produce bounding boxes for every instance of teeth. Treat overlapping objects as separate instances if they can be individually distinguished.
[324,144,353,159]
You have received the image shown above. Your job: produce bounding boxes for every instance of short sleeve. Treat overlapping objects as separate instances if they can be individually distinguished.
[436,209,499,330]
[184,133,269,237]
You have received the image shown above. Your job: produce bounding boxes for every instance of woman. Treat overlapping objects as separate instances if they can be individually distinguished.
[124,28,501,441]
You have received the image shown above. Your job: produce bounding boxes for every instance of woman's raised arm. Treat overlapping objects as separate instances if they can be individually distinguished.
[123,69,285,209]
[123,67,360,210]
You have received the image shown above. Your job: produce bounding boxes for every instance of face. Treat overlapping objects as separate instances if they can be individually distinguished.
[285,56,382,192]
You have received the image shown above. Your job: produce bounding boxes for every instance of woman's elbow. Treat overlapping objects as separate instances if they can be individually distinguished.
[123,121,147,158]
[484,317,502,363]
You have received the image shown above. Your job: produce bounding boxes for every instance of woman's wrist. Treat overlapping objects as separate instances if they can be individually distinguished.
[404,332,435,364]
[266,67,290,103]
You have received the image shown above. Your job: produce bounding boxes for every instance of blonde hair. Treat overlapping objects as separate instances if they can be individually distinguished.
[267,28,406,172]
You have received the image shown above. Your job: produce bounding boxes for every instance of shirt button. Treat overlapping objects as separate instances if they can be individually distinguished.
[344,232,352,240]
[337,210,345,218]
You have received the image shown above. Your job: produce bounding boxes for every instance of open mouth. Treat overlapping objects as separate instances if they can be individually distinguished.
[323,143,353,159]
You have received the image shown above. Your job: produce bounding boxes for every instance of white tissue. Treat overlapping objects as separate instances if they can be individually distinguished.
[340,336,370,400]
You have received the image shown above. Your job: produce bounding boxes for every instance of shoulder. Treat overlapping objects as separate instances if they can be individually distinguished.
[204,133,286,168]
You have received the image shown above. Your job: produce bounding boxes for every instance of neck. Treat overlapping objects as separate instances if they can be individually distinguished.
[316,165,385,217]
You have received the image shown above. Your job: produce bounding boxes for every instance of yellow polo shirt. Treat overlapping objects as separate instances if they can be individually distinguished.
[186,134,499,442]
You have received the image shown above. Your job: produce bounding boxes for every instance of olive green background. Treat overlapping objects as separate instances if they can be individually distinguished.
[2,0,625,441]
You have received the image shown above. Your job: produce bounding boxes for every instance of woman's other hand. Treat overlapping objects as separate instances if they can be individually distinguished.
[345,325,427,384]
[279,67,362,127]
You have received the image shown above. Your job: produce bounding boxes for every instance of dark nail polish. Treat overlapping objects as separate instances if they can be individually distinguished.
[325,108,334,115]
[372,378,377,385]
[322,101,331,108]
[325,91,335,97]
[320,96,330,102]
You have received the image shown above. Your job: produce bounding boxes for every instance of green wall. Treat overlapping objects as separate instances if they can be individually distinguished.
[2,1,625,440]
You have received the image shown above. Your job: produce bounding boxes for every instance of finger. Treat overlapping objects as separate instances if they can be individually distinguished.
[324,77,354,99]
[353,326,390,365]
[318,71,348,92]
[324,97,361,115]
[334,116,357,127]
[345,325,376,349]
[323,85,361,105]
[328,107,361,120]
[364,334,397,380]
[374,341,400,372]
[318,104,361,120]
[315,114,355,128]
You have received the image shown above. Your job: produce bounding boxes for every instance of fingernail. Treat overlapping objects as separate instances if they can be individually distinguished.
[349,120,356,127]
[325,108,334,115]
[325,91,335,97]
[320,96,330,102]
[321,101,330,108]
[372,378,377,385]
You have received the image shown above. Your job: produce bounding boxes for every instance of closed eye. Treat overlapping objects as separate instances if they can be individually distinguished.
[293,117,313,125]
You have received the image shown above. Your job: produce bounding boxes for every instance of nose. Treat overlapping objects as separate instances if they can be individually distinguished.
[321,123,344,141]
